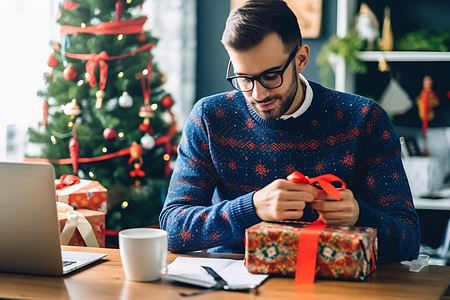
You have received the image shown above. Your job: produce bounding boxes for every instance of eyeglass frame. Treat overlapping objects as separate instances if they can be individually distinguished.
[226,46,298,92]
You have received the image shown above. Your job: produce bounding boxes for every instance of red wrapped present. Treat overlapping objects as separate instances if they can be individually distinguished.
[55,177,107,213]
[245,221,377,281]
[57,203,105,247]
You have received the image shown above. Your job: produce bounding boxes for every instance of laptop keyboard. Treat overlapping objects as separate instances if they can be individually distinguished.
[63,260,77,267]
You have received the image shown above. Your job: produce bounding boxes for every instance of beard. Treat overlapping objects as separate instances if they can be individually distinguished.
[246,68,299,120]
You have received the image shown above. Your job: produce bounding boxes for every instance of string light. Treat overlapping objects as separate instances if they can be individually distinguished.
[121,201,129,209]
[68,122,74,127]
[126,0,132,4]
[142,69,149,76]
[151,103,158,110]
[81,23,86,28]
[50,135,57,144]
[89,171,95,178]
[77,80,84,86]
[102,147,108,153]
[118,132,124,138]
[117,72,124,78]
[163,154,170,161]
[118,34,124,41]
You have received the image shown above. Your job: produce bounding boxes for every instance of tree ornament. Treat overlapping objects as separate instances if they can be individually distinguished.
[69,124,80,175]
[416,76,439,156]
[137,32,146,43]
[115,0,125,21]
[139,104,154,120]
[119,92,133,108]
[138,104,155,133]
[103,127,118,140]
[63,65,78,81]
[47,52,58,68]
[63,1,79,10]
[64,99,82,119]
[140,133,155,150]
[42,98,49,127]
[128,142,145,177]
[96,90,105,109]
[161,95,174,109]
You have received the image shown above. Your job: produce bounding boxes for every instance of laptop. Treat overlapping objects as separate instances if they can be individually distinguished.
[0,162,106,275]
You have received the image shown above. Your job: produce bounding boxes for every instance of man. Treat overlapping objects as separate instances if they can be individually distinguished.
[160,0,420,263]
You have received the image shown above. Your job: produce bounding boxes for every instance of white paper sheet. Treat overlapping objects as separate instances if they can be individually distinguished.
[164,257,269,289]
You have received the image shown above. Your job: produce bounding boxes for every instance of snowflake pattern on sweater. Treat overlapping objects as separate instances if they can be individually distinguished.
[160,81,420,263]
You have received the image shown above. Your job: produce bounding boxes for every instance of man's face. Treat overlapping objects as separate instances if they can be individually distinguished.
[226,33,303,120]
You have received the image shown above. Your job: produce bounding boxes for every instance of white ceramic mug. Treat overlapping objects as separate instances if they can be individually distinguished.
[119,228,167,281]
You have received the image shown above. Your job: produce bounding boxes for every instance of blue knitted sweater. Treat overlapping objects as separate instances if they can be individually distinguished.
[160,81,420,263]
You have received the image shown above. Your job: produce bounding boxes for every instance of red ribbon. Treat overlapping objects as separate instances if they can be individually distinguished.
[55,174,80,190]
[60,16,147,35]
[287,171,346,200]
[64,43,154,91]
[23,122,178,176]
[286,171,346,284]
[85,51,109,90]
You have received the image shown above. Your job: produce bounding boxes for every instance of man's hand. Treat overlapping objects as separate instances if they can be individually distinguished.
[252,179,318,221]
[310,189,359,226]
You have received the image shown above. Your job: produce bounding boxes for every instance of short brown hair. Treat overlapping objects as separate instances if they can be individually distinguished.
[222,0,302,52]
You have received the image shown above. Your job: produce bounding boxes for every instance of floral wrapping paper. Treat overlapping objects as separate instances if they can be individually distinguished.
[58,208,105,247]
[245,221,377,280]
[55,179,107,212]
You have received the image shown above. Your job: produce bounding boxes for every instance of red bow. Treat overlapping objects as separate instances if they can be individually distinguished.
[55,174,80,190]
[287,171,346,200]
[85,51,109,90]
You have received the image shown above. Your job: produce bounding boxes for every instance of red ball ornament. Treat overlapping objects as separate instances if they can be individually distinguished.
[103,127,118,140]
[63,65,78,81]
[161,95,174,109]
[47,52,58,68]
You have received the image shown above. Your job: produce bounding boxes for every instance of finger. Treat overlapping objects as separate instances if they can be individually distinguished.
[283,190,316,202]
[282,180,321,196]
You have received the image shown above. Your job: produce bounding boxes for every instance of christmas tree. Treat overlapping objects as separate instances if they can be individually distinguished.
[26,0,179,233]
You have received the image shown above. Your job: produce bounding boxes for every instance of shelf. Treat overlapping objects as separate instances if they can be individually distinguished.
[359,51,450,62]
[414,197,450,211]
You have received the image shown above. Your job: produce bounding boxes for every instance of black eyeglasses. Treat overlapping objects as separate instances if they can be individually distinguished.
[226,47,298,92]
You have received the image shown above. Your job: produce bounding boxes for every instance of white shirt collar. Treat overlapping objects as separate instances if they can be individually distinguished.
[279,73,313,120]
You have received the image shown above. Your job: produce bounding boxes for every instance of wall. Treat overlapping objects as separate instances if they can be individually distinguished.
[195,0,337,101]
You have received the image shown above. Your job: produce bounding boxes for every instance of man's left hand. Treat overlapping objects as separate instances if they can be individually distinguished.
[310,189,359,226]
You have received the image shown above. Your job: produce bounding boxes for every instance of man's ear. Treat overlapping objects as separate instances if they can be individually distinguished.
[296,45,310,73]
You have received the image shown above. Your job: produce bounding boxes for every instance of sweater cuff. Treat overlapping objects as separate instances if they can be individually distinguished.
[354,198,374,227]
[230,191,262,229]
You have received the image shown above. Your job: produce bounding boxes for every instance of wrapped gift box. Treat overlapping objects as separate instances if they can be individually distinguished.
[56,179,107,213]
[245,221,377,281]
[58,208,105,247]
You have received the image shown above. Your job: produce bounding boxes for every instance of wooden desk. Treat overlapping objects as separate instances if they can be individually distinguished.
[1,246,449,300]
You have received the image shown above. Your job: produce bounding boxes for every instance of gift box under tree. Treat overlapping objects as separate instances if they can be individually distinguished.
[245,221,377,281]
[55,176,107,213]
[58,203,105,247]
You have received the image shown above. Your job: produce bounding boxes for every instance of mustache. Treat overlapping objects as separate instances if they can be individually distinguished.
[253,97,275,104]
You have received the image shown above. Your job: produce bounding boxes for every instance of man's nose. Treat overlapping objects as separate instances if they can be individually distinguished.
[252,80,270,101]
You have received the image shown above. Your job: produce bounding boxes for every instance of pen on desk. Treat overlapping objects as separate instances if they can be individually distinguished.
[201,265,258,295]
[201,265,228,287]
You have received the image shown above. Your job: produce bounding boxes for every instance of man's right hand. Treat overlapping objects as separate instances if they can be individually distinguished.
[252,179,318,221]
